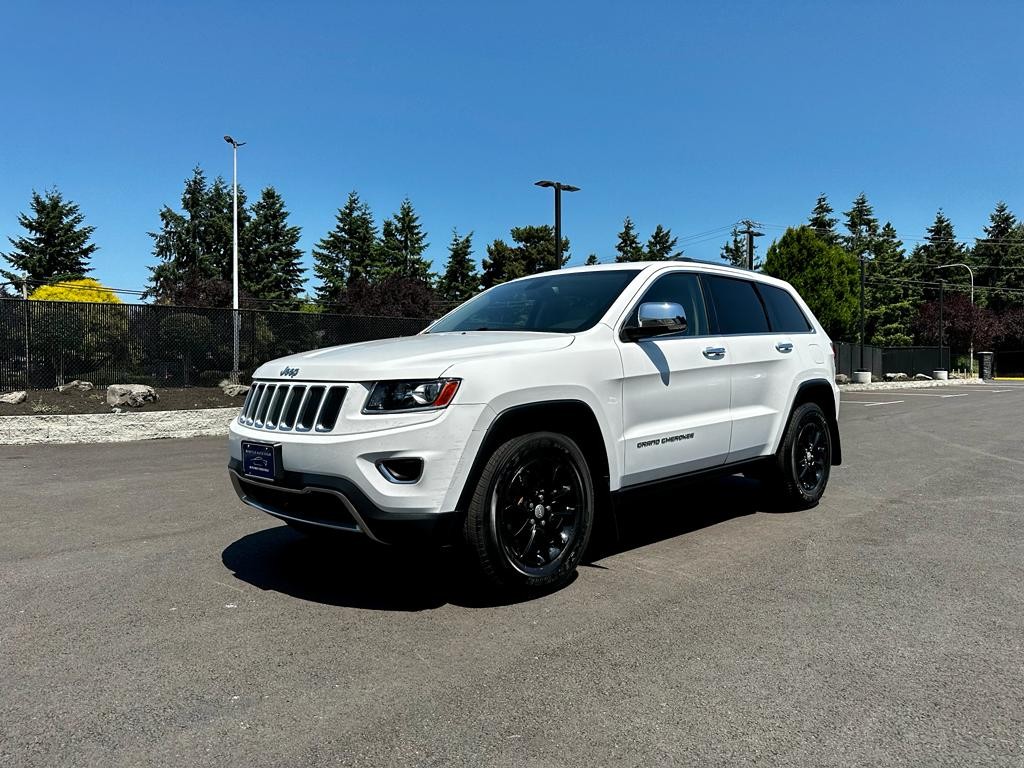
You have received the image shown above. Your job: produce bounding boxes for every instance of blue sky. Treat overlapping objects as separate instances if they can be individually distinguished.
[2,1,1022,297]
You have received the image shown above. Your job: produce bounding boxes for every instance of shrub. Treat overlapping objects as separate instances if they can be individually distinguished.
[198,369,228,388]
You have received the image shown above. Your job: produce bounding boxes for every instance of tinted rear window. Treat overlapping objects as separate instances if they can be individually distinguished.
[703,275,770,334]
[758,283,812,332]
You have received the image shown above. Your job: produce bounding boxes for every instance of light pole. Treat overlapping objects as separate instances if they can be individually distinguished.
[224,135,246,383]
[534,180,580,268]
[937,262,975,377]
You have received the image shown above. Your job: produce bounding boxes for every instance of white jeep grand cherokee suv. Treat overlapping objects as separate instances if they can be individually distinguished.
[228,262,841,591]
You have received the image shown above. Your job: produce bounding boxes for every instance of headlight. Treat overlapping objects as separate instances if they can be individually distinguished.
[363,378,461,413]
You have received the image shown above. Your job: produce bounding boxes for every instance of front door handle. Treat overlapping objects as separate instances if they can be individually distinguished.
[702,346,727,360]
[775,342,794,353]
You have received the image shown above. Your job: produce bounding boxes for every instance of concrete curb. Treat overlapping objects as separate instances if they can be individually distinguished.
[0,407,238,446]
[840,378,981,393]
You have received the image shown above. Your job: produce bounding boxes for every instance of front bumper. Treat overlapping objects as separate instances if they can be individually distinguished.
[228,464,462,544]
[227,402,490,543]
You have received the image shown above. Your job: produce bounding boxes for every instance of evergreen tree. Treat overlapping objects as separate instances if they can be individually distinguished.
[312,191,379,305]
[481,226,569,288]
[614,217,645,262]
[902,210,968,339]
[378,198,431,281]
[146,168,247,306]
[645,224,680,261]
[720,227,748,268]
[974,202,1024,311]
[906,209,967,281]
[242,187,305,310]
[763,226,858,339]
[481,239,523,289]
[842,193,879,257]
[584,254,600,266]
[437,229,479,303]
[866,222,914,345]
[808,193,839,245]
[2,188,97,288]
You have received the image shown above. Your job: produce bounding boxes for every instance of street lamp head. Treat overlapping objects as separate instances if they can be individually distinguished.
[224,135,246,148]
[535,180,580,191]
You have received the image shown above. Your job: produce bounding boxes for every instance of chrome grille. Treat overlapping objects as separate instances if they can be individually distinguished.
[238,383,347,433]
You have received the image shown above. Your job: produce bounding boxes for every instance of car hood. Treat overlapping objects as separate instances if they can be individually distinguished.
[253,331,575,382]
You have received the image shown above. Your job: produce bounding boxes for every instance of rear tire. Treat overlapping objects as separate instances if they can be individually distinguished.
[464,431,595,592]
[770,402,832,510]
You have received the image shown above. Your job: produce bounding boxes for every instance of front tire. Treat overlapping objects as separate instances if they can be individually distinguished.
[464,432,595,591]
[771,402,832,510]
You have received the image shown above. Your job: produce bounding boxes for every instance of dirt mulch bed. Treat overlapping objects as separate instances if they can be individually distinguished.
[0,387,246,416]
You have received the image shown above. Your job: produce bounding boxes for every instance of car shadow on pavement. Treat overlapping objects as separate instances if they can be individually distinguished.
[589,473,765,561]
[221,473,767,612]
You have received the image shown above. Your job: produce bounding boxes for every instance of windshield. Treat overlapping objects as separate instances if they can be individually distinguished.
[428,270,638,334]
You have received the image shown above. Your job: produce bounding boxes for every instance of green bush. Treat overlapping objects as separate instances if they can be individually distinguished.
[198,369,228,388]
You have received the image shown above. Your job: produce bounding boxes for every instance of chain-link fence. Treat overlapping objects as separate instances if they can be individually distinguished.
[0,298,430,390]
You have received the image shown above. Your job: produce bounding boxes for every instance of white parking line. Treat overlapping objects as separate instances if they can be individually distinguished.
[842,399,904,407]
[846,391,968,398]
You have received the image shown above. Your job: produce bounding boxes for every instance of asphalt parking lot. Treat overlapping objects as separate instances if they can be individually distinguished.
[2,383,1023,767]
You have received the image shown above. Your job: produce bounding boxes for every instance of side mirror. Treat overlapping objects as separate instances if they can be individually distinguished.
[622,302,688,341]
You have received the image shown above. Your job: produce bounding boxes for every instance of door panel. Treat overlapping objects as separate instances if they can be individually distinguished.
[617,271,731,486]
[619,337,732,484]
[722,333,802,461]
[701,276,809,463]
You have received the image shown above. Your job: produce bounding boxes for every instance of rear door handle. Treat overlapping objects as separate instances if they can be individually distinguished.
[702,346,727,360]
[775,342,794,353]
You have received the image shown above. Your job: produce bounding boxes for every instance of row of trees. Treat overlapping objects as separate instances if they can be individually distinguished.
[760,194,1024,354]
[5,181,1024,350]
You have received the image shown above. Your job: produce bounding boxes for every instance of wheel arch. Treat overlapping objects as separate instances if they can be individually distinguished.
[787,379,842,465]
[454,400,613,514]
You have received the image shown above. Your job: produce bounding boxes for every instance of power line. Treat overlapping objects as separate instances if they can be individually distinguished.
[865,274,1024,296]
[760,221,1024,248]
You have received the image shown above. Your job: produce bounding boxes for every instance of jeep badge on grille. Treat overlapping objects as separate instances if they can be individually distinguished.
[280,366,299,378]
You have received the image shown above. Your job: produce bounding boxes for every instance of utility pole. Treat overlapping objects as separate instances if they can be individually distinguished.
[859,254,866,372]
[937,263,975,377]
[736,220,764,271]
[938,281,945,372]
[534,180,580,268]
[22,272,30,387]
[224,135,246,383]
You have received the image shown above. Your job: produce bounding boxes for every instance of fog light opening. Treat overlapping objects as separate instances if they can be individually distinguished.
[377,458,424,484]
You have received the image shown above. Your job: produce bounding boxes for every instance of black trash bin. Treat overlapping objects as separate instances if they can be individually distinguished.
[977,351,994,380]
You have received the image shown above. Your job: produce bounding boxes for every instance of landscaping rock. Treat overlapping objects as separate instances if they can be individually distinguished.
[106,384,159,408]
[914,373,932,381]
[884,372,910,382]
[222,384,250,397]
[1,391,27,405]
[56,380,95,393]
[835,374,850,385]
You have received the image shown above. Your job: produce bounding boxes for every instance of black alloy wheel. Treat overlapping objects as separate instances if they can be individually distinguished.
[491,443,585,577]
[773,402,832,509]
[465,432,595,590]
[793,417,829,495]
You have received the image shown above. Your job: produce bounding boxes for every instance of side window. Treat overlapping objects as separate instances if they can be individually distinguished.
[758,283,812,333]
[703,275,770,335]
[624,272,709,337]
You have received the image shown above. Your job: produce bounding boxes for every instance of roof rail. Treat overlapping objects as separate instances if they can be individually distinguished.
[671,256,750,270]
